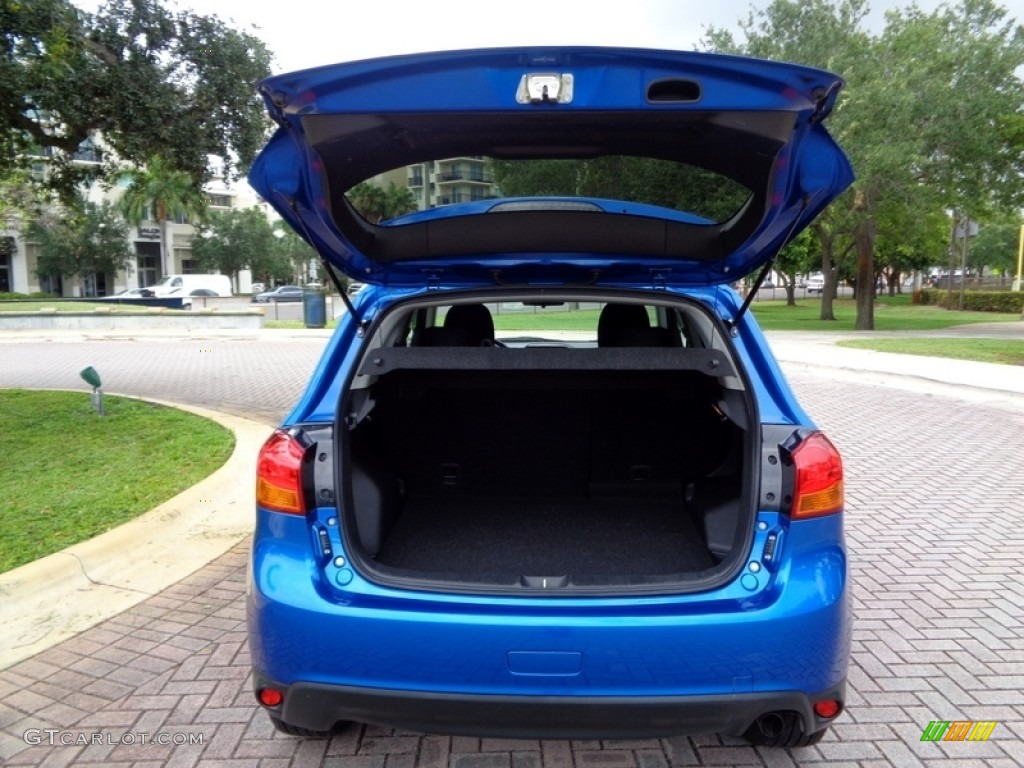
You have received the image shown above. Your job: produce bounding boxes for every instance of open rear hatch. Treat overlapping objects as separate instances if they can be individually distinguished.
[248,47,853,290]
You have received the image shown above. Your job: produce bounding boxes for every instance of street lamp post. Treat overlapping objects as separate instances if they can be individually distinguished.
[1013,223,1023,292]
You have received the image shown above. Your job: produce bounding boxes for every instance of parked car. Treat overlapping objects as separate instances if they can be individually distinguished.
[806,274,826,293]
[147,273,232,299]
[107,288,154,299]
[252,285,303,303]
[246,47,853,746]
[251,282,266,294]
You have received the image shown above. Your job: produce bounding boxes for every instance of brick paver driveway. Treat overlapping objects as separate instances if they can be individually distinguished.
[0,334,1022,767]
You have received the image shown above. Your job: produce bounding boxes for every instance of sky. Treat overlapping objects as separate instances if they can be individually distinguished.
[76,0,1024,75]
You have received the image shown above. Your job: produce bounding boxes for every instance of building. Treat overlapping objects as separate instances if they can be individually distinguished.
[406,157,496,210]
[2,146,503,296]
[1,141,268,297]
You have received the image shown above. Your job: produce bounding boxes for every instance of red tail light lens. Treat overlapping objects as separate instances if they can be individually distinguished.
[258,688,284,707]
[256,429,308,515]
[814,699,842,719]
[790,432,843,519]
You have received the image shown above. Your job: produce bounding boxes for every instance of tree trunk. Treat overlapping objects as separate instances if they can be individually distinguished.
[159,218,169,279]
[818,242,837,321]
[854,220,875,330]
[785,281,796,306]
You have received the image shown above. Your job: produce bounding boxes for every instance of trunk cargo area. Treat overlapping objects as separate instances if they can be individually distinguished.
[347,359,750,590]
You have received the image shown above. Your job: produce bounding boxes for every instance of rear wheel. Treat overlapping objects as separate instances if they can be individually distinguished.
[268,715,336,739]
[743,712,827,748]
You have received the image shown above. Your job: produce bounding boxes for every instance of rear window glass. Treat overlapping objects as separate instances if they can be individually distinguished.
[346,156,750,225]
[398,301,699,349]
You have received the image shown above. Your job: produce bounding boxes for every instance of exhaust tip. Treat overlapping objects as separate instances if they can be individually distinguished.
[755,712,786,738]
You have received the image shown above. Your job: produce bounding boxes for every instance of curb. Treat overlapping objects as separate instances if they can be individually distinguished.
[766,332,1024,410]
[0,401,271,671]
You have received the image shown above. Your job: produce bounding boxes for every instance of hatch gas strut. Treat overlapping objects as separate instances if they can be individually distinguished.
[727,198,808,335]
[284,197,363,329]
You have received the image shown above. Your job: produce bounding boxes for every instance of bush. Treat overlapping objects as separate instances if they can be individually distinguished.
[918,289,1024,313]
[0,292,57,301]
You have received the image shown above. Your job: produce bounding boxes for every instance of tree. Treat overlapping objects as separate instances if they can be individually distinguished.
[873,201,949,293]
[271,223,318,284]
[704,0,1024,329]
[1,169,50,233]
[119,155,205,278]
[347,182,417,223]
[1,0,273,201]
[27,199,132,295]
[191,207,279,289]
[970,216,1023,279]
[704,0,874,324]
[490,158,748,222]
[775,231,818,306]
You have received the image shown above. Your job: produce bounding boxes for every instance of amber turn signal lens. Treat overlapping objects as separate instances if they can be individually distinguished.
[790,432,844,519]
[255,430,307,515]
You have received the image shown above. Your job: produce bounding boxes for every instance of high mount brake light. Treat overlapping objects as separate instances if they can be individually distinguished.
[790,432,844,519]
[256,429,308,515]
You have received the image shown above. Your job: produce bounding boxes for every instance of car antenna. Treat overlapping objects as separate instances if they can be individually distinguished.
[283,197,364,330]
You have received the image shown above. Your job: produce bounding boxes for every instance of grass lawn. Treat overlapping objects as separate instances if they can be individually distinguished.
[489,295,1020,333]
[0,300,149,312]
[264,319,338,329]
[838,338,1024,366]
[748,295,1020,331]
[0,390,235,573]
[492,308,604,332]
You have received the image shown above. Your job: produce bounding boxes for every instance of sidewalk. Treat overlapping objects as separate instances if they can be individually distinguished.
[766,328,1024,410]
[1,325,1022,671]
[0,403,272,670]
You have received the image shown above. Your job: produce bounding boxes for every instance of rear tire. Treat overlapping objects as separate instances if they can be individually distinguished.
[743,712,827,748]
[268,714,336,739]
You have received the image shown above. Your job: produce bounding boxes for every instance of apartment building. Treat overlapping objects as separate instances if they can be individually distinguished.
[1,140,266,296]
[406,157,496,210]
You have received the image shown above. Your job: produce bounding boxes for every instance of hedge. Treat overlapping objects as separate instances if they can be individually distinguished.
[916,289,1024,313]
[0,292,57,301]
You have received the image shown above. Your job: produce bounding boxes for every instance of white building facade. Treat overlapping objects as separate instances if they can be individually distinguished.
[1,143,268,296]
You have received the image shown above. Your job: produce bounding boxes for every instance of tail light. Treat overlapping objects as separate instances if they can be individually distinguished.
[814,699,842,719]
[257,688,284,707]
[256,429,309,515]
[789,432,843,519]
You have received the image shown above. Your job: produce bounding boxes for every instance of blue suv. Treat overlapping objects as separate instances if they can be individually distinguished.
[247,47,853,747]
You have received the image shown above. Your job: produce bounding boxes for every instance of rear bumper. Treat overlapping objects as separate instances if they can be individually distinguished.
[248,512,851,737]
[253,672,846,738]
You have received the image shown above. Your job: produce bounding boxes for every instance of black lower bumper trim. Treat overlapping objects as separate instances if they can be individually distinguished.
[253,671,845,739]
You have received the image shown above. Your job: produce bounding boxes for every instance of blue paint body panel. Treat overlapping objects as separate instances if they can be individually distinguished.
[246,46,852,741]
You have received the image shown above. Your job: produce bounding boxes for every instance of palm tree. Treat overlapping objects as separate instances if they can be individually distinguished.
[348,182,417,223]
[119,155,206,278]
